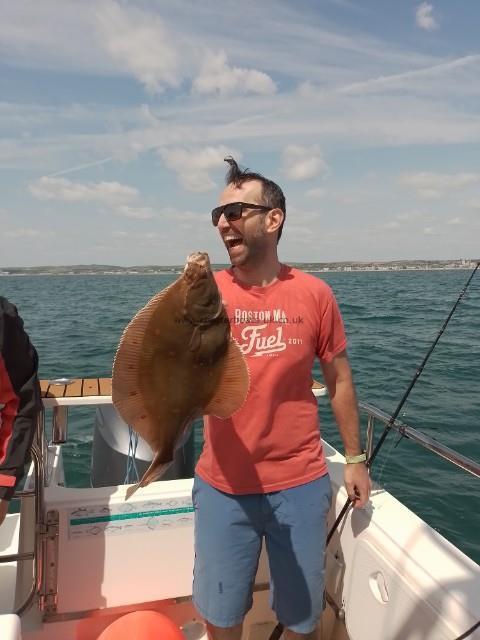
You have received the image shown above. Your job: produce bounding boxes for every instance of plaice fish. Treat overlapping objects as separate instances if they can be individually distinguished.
[112,252,249,499]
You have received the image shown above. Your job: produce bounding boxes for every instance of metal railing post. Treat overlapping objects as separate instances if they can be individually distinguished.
[366,414,375,462]
[52,406,68,445]
[36,409,48,484]
[12,441,45,616]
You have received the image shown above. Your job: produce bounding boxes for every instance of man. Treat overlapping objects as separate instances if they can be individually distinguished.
[0,297,42,526]
[193,158,371,639]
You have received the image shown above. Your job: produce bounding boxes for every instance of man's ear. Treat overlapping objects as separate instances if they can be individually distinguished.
[267,208,284,235]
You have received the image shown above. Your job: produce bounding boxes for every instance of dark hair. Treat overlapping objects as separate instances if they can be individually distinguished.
[224,156,286,242]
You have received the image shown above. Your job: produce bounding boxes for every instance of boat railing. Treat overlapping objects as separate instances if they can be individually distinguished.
[37,386,480,481]
[0,410,46,616]
[359,401,480,480]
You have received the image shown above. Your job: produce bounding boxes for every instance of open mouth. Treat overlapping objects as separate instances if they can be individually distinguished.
[224,236,243,249]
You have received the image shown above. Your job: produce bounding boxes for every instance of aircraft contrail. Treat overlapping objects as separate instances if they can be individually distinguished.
[46,157,113,178]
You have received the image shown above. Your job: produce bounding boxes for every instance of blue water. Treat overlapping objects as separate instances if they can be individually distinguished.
[2,269,479,563]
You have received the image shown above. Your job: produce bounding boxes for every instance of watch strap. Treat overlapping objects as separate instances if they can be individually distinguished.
[345,451,367,464]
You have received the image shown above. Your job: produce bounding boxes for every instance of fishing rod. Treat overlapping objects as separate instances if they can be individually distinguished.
[269,263,480,640]
[327,261,479,545]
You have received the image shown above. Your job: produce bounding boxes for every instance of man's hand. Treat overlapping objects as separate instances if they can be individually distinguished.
[0,498,9,526]
[344,463,371,508]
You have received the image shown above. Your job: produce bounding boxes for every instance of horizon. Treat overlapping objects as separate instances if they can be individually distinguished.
[1,1,480,266]
[1,257,478,272]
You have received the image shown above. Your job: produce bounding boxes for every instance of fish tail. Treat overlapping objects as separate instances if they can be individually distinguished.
[125,482,141,501]
[124,451,173,500]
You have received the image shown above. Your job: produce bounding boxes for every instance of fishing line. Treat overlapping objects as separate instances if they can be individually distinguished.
[269,263,480,640]
[124,425,139,484]
[371,423,398,487]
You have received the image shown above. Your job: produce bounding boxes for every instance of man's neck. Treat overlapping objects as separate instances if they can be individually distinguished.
[232,258,282,287]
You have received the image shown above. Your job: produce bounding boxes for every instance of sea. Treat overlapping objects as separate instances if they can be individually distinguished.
[2,268,479,564]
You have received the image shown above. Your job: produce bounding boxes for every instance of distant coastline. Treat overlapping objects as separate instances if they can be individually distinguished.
[0,259,478,277]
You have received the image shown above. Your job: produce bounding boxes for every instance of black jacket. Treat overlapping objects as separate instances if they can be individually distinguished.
[0,297,42,500]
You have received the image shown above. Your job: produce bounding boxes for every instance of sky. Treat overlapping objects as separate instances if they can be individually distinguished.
[1,0,479,267]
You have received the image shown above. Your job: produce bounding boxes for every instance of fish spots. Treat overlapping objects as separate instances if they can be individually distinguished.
[129,391,137,397]
[218,582,223,594]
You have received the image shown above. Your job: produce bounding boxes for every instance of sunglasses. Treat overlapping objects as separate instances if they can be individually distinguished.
[211,202,271,227]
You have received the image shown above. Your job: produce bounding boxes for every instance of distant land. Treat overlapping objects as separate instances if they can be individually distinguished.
[0,259,478,276]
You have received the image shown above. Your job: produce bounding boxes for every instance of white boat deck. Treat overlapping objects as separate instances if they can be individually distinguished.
[1,384,479,639]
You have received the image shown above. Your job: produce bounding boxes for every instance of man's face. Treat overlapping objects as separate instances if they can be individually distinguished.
[216,180,269,268]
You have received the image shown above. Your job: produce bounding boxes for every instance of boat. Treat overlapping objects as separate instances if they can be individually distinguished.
[0,376,479,639]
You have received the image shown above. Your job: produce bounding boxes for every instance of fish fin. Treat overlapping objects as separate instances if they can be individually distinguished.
[203,338,250,418]
[112,282,176,428]
[124,452,173,500]
[125,482,141,501]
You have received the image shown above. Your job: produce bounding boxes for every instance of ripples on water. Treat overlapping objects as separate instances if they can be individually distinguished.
[2,269,479,563]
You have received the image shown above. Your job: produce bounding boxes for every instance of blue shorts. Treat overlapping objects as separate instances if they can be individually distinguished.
[192,474,332,634]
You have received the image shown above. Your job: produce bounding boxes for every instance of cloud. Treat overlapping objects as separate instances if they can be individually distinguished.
[0,2,182,95]
[192,50,276,96]
[94,2,181,93]
[0,3,189,93]
[281,145,328,181]
[0,0,436,84]
[28,176,155,218]
[400,172,480,199]
[415,3,439,32]
[306,187,326,199]
[4,228,54,239]
[397,210,426,222]
[159,145,240,192]
[4,76,480,175]
[116,205,156,220]
[383,221,401,229]
[29,176,138,205]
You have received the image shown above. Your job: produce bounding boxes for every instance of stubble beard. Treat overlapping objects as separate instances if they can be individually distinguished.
[230,233,267,269]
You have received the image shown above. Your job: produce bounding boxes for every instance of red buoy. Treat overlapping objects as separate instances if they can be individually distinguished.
[97,610,184,639]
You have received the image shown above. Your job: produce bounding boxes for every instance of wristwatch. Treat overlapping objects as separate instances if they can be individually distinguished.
[345,451,367,464]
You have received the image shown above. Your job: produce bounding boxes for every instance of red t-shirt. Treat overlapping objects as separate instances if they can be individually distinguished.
[195,264,347,494]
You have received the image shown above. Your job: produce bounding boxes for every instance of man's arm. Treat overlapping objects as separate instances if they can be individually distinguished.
[0,298,42,525]
[321,349,371,508]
